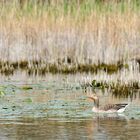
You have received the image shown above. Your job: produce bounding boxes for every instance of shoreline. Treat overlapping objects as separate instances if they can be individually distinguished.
[0,60,130,75]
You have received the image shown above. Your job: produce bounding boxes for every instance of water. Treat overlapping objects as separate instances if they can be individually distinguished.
[0,73,140,140]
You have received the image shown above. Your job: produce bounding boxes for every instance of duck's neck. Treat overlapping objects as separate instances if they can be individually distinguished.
[94,98,99,108]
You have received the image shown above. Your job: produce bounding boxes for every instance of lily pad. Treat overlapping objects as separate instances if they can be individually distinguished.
[21,86,33,90]
[23,98,33,103]
[0,91,5,97]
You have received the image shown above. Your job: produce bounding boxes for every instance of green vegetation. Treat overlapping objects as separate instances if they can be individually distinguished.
[89,79,140,98]
[0,86,6,97]
[1,0,140,16]
[0,60,129,75]
[21,86,33,90]
[23,98,33,103]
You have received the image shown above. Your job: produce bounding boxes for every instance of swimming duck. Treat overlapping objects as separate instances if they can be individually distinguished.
[88,93,129,113]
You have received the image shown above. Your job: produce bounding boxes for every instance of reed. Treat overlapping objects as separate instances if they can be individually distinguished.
[0,0,140,74]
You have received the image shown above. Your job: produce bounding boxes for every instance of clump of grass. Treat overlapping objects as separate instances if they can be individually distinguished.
[89,79,140,98]
[110,82,134,98]
[92,80,140,90]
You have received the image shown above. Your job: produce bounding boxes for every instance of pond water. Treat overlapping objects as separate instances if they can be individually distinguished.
[0,73,140,140]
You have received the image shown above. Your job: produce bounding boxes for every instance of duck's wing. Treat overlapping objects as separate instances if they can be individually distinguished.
[114,103,128,110]
[101,103,128,111]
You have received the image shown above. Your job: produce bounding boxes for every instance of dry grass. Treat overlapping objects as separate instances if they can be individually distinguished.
[0,0,140,71]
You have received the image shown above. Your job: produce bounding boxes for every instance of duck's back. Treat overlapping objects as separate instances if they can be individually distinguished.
[100,103,128,112]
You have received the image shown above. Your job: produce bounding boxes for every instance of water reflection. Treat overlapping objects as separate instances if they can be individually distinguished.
[92,116,140,140]
[0,118,94,140]
[0,116,140,140]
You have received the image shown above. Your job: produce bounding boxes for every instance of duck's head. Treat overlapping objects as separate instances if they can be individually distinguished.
[87,93,98,101]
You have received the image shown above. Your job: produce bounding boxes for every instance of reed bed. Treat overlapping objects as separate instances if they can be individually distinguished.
[82,69,140,98]
[0,0,140,75]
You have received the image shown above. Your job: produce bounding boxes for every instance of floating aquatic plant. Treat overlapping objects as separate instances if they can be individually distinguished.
[0,86,6,97]
[0,91,5,97]
[23,98,33,103]
[21,86,33,90]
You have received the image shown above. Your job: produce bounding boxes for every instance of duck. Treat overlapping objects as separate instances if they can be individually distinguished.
[87,93,129,113]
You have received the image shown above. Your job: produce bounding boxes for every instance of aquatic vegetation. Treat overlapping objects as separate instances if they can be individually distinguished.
[0,61,130,75]
[21,86,33,90]
[137,112,140,116]
[92,80,108,89]
[23,98,33,103]
[110,83,133,98]
[87,79,140,98]
[0,91,5,97]
[0,86,6,97]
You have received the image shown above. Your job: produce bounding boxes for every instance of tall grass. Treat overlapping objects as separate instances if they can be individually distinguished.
[0,0,140,74]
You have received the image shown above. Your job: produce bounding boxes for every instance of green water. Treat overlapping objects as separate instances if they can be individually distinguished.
[0,73,140,140]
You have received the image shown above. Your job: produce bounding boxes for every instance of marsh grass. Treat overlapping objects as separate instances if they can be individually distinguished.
[0,60,128,75]
[82,78,140,98]
[0,0,140,75]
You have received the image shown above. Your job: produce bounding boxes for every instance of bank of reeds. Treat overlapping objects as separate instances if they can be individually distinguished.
[0,0,140,74]
[0,60,130,75]
[83,78,140,98]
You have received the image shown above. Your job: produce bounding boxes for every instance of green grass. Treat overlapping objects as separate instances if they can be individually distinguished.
[1,0,140,18]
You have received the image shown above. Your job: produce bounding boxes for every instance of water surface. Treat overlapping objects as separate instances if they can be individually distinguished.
[0,73,140,140]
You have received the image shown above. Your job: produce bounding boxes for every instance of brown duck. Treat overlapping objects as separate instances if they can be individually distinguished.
[88,93,129,113]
